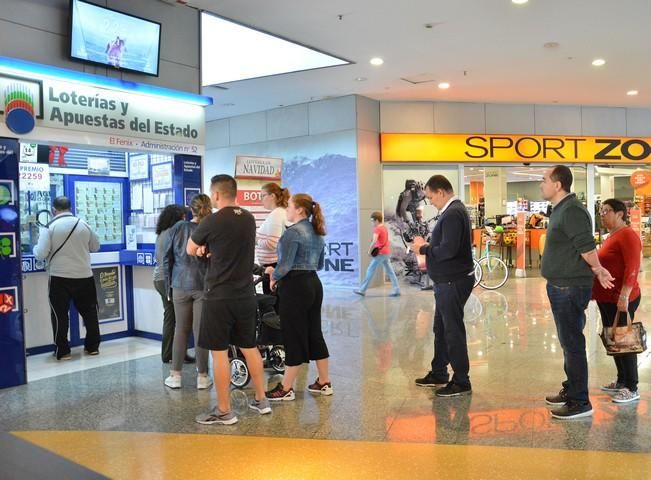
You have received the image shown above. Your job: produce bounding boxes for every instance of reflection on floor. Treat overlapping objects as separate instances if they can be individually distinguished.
[26,337,160,382]
[3,272,651,477]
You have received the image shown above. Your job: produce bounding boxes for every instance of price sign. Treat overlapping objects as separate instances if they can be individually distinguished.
[18,163,49,191]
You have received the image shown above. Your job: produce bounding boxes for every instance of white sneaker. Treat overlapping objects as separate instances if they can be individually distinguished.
[612,388,640,404]
[197,374,213,390]
[164,375,181,389]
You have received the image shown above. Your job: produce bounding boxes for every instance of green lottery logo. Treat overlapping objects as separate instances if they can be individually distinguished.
[0,234,16,259]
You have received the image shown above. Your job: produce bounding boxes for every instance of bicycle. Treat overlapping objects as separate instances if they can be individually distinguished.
[473,231,509,290]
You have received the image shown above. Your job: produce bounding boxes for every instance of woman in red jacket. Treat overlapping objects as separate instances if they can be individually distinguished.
[594,199,642,404]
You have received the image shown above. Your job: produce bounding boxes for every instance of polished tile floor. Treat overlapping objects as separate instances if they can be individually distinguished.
[2,268,651,478]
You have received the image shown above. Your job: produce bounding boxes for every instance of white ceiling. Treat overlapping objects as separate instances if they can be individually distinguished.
[186,0,651,121]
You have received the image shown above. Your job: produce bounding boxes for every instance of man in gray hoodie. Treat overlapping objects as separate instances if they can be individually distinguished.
[34,196,101,360]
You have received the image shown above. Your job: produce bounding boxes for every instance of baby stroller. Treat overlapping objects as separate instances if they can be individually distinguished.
[229,266,286,388]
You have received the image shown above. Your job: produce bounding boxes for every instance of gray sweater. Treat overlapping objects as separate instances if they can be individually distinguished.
[34,212,100,278]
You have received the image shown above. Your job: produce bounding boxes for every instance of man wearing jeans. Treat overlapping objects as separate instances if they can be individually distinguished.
[413,175,475,397]
[540,166,613,419]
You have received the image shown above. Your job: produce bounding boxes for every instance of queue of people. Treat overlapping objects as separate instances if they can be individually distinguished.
[150,175,331,425]
[38,167,641,425]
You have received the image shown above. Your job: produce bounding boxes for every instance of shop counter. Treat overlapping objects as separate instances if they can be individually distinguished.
[472,228,547,268]
[22,249,165,354]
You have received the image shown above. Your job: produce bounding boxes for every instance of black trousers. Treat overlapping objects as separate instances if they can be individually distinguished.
[278,271,329,367]
[49,276,100,359]
[154,279,176,362]
[430,275,475,388]
[597,296,641,392]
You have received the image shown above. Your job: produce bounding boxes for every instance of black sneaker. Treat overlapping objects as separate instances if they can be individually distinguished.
[415,371,449,387]
[435,382,472,397]
[545,388,568,406]
[550,401,593,420]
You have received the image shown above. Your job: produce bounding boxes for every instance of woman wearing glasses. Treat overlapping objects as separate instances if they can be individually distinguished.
[593,199,642,403]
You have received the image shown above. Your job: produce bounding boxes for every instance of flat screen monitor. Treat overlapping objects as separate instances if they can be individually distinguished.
[69,0,161,76]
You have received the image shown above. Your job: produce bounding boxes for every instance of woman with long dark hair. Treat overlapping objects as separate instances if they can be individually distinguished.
[594,198,642,403]
[265,193,332,401]
[154,204,185,363]
[164,194,213,389]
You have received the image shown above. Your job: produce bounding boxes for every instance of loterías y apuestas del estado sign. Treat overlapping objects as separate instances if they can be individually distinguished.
[0,74,205,149]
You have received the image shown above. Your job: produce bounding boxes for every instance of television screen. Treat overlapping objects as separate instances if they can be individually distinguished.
[70,0,161,76]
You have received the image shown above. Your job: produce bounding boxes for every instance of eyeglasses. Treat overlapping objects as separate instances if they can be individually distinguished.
[599,209,614,216]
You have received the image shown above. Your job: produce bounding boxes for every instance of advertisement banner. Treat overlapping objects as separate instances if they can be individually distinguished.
[0,137,27,389]
[381,133,651,164]
[18,162,49,190]
[93,265,122,322]
[235,155,283,228]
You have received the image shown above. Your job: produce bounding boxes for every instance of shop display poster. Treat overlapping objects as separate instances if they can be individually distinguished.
[93,265,122,322]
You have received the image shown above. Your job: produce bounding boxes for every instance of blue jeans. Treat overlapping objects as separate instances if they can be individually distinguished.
[358,254,400,293]
[546,283,593,404]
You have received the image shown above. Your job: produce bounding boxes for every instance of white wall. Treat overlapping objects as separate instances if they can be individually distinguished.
[0,0,200,93]
[379,101,651,137]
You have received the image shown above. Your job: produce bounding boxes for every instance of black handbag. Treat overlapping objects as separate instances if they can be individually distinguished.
[370,247,380,257]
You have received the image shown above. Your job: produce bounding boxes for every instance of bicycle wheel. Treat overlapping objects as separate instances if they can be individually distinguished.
[473,259,482,288]
[478,255,508,290]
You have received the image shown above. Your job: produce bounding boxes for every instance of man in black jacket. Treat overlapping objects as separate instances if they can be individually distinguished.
[413,175,475,397]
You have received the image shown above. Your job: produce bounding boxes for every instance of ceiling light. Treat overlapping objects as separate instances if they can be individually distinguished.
[512,0,529,4]
[544,42,559,49]
[438,82,450,90]
[355,76,367,82]
[627,90,639,96]
[370,57,384,66]
[592,58,606,67]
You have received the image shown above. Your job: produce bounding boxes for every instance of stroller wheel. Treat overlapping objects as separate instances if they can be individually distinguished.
[269,346,286,373]
[230,357,250,388]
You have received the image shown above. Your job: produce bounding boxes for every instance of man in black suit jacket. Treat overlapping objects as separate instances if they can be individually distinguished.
[413,175,475,397]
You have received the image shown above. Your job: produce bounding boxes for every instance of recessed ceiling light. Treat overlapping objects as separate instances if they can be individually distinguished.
[627,90,639,96]
[438,82,450,90]
[592,58,606,67]
[222,103,235,106]
[355,76,367,82]
[512,0,529,4]
[370,57,384,66]
[544,42,559,49]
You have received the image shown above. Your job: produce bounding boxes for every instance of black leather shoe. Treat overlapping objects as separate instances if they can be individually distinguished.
[435,382,472,397]
[415,371,449,387]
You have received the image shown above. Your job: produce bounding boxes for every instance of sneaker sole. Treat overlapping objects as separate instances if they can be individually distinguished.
[545,399,567,407]
[550,409,593,420]
[436,390,472,397]
[612,396,640,404]
[267,395,295,402]
[249,405,272,415]
[195,417,239,425]
[601,387,623,393]
[164,382,181,389]
[307,389,333,396]
[197,384,213,390]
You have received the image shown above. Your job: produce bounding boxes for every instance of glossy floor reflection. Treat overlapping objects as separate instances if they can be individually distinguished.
[1,270,651,472]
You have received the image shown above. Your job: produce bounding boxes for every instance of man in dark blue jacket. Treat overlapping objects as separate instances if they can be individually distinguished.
[413,175,475,397]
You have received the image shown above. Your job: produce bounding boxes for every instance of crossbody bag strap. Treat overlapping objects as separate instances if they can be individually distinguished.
[48,219,80,265]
